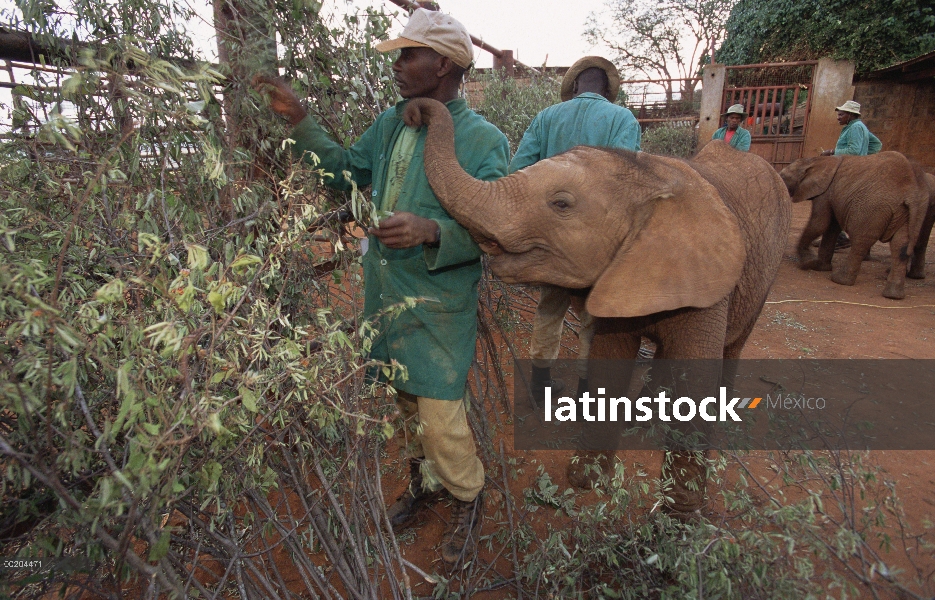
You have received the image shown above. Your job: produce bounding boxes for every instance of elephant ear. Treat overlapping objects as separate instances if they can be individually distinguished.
[790,158,842,203]
[586,184,746,318]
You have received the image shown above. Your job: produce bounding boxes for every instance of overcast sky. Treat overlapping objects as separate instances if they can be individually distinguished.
[361,0,612,69]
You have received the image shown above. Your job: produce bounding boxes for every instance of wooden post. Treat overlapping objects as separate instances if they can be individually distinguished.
[493,49,514,77]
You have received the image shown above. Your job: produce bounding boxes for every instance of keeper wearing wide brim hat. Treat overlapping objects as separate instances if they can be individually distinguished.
[834,100,861,115]
[560,56,621,102]
[720,103,748,118]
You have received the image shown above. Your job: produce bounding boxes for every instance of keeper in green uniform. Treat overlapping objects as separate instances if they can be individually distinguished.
[711,104,751,151]
[819,100,882,249]
[821,100,882,156]
[509,56,641,403]
[253,8,509,567]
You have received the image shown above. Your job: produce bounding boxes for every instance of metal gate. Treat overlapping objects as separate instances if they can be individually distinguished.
[722,61,817,170]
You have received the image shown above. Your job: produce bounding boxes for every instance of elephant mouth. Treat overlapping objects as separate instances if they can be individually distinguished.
[486,245,589,288]
[478,239,504,255]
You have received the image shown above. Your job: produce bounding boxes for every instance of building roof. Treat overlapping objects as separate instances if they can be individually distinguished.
[856,49,935,83]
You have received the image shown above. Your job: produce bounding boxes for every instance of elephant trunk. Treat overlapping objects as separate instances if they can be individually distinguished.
[403,98,512,245]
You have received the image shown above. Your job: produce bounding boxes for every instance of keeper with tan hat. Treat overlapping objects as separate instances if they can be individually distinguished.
[253,8,509,568]
[711,103,751,151]
[509,56,641,428]
[820,100,882,156]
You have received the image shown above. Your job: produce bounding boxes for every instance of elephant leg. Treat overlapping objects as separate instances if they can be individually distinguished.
[813,219,840,271]
[882,229,911,300]
[908,204,935,279]
[797,203,835,271]
[650,304,725,516]
[830,235,875,287]
[661,450,710,518]
[566,326,638,490]
[653,301,729,360]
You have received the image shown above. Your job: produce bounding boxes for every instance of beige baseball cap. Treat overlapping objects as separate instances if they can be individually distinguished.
[835,100,861,115]
[375,8,474,69]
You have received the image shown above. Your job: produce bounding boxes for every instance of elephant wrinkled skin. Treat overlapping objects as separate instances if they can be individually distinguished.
[908,172,935,280]
[403,98,792,510]
[779,153,930,299]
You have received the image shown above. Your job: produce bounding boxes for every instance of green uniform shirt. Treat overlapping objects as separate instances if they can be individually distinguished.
[712,126,752,151]
[509,92,641,171]
[834,118,882,156]
[290,99,509,400]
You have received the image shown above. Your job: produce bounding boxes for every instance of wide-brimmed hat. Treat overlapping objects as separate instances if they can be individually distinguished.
[561,56,621,102]
[721,103,747,118]
[834,100,861,115]
[374,8,474,69]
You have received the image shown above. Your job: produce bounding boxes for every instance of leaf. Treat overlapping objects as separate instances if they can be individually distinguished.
[240,387,258,413]
[186,244,211,270]
[185,100,206,113]
[230,254,262,274]
[95,279,126,303]
[149,528,171,562]
[208,290,226,314]
[175,283,196,312]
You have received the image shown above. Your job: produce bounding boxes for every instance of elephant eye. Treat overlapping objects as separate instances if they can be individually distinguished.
[550,194,574,211]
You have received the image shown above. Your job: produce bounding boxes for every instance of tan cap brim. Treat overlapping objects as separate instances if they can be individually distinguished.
[375,37,431,53]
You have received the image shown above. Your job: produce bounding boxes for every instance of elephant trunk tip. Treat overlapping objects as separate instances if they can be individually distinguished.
[402,98,447,129]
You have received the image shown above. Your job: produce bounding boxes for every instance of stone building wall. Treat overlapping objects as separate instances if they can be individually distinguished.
[854,79,935,170]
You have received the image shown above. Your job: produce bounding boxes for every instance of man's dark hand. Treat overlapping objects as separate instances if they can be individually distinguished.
[369,212,440,249]
[820,149,834,156]
[251,75,308,126]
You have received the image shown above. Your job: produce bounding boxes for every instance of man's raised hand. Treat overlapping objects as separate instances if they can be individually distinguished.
[251,75,308,126]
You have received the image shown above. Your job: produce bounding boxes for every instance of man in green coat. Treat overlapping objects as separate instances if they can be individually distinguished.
[254,8,509,566]
[819,100,882,249]
[711,104,751,151]
[509,56,641,406]
[821,100,882,156]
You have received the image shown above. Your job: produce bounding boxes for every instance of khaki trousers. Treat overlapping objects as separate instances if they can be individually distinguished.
[395,391,484,502]
[529,285,595,378]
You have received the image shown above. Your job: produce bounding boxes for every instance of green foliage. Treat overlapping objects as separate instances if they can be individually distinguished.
[520,451,935,598]
[0,0,423,596]
[469,72,561,153]
[641,123,697,157]
[718,0,935,73]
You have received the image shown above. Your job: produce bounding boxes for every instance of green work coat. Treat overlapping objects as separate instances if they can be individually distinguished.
[834,119,882,156]
[291,99,510,399]
[712,126,751,151]
[509,92,641,172]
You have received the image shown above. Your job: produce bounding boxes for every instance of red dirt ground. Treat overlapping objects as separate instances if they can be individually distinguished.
[384,200,935,597]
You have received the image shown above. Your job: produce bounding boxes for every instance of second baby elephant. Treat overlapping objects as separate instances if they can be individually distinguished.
[907,172,935,280]
[780,152,929,299]
[403,98,792,514]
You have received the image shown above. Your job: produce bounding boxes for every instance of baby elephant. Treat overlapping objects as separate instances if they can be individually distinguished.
[907,172,935,280]
[780,152,929,299]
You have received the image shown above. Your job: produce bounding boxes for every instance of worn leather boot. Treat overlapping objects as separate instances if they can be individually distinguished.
[661,450,709,521]
[441,491,484,567]
[387,458,443,532]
